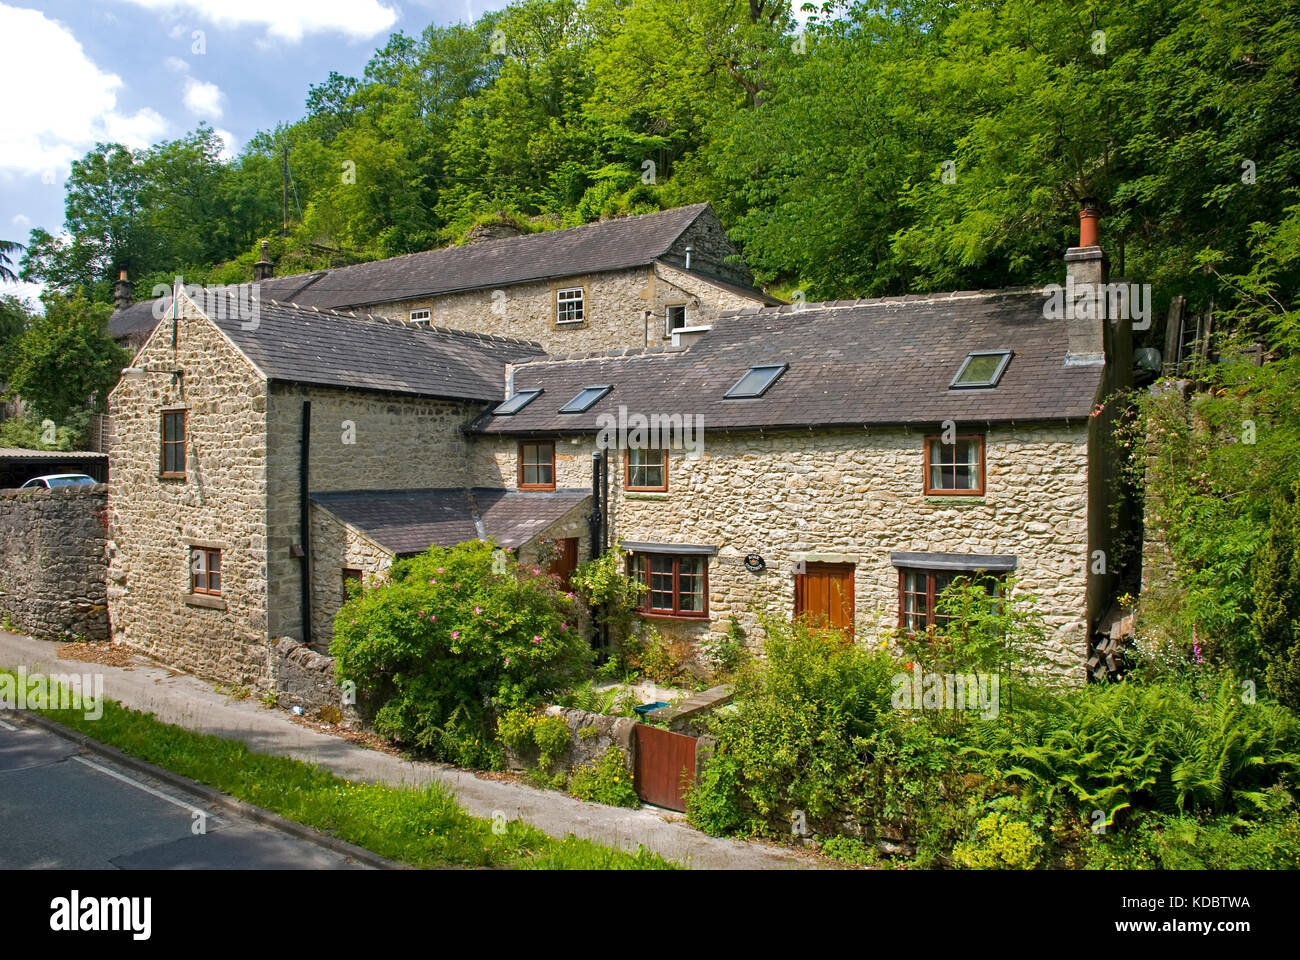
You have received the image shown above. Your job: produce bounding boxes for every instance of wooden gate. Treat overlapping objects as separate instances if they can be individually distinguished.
[633,724,697,811]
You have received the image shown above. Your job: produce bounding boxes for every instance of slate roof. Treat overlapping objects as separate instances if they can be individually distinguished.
[201,299,545,402]
[473,289,1106,433]
[310,487,590,555]
[110,203,773,340]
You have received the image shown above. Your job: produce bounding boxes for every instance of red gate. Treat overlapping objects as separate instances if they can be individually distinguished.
[633,724,697,811]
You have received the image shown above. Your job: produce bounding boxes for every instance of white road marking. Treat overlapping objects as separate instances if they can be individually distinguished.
[0,717,17,731]
[71,755,223,825]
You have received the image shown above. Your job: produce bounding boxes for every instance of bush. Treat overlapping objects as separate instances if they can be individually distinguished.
[331,540,591,766]
[1087,808,1300,870]
[953,812,1045,870]
[820,835,875,866]
[568,747,639,808]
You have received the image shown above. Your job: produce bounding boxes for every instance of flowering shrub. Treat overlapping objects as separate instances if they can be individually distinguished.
[568,747,639,808]
[331,540,592,767]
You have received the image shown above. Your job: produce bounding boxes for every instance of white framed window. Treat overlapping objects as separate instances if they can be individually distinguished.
[409,308,431,326]
[556,287,585,324]
[665,304,687,337]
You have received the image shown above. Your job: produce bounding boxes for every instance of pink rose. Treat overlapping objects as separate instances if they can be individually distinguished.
[452,631,460,640]
[474,606,482,615]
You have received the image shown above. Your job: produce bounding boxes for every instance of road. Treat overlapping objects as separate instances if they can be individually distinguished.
[0,715,370,869]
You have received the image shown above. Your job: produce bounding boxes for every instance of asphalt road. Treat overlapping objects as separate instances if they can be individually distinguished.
[0,716,370,869]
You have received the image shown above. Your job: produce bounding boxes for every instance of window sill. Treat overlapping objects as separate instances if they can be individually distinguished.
[625,491,669,500]
[638,611,709,621]
[159,473,187,481]
[924,496,987,506]
[186,594,226,610]
[554,320,586,327]
[518,484,557,492]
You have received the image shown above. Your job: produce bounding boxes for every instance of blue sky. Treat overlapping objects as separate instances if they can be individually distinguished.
[0,0,510,304]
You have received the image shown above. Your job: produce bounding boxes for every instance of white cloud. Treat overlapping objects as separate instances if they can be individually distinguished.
[11,214,30,229]
[163,55,189,72]
[0,5,168,177]
[213,128,237,161]
[116,0,399,42]
[181,78,225,120]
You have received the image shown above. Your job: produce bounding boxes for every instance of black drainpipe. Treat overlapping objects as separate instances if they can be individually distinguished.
[589,449,608,652]
[299,400,312,647]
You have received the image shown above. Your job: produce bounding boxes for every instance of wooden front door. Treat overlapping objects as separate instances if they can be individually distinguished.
[795,562,855,636]
[548,537,579,590]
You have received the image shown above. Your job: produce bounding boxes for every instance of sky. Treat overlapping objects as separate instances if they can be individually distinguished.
[0,0,510,305]
[0,1,817,308]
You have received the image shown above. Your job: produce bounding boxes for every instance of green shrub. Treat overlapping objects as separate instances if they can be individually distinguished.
[1087,809,1300,870]
[820,835,875,866]
[568,747,640,808]
[533,715,572,770]
[953,812,1045,870]
[331,540,591,766]
[571,549,645,648]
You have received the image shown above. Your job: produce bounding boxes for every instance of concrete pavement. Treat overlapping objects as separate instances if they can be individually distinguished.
[0,629,818,869]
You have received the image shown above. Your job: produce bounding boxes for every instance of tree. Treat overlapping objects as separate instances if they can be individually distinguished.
[1252,486,1300,709]
[0,239,23,284]
[5,292,128,425]
[0,294,33,381]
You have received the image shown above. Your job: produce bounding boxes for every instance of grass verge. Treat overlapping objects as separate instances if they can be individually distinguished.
[4,671,676,870]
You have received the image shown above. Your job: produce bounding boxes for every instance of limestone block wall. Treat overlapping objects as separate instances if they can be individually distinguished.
[0,485,108,641]
[356,264,768,354]
[474,423,1093,678]
[664,209,756,287]
[309,505,395,649]
[106,299,275,688]
[265,386,483,643]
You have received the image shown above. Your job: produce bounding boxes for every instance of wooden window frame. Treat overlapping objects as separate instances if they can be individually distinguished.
[922,433,986,496]
[625,447,668,492]
[631,552,709,619]
[160,409,187,479]
[517,440,556,491]
[555,286,585,325]
[191,546,222,596]
[897,567,1001,633]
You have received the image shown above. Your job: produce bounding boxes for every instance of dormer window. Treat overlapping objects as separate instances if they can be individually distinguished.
[950,351,1012,389]
[409,308,431,327]
[556,287,585,324]
[724,364,787,399]
[559,385,611,413]
[665,304,687,336]
[494,389,542,416]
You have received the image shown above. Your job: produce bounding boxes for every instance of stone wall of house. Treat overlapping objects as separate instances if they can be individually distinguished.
[0,485,109,641]
[106,297,276,689]
[503,705,637,776]
[473,423,1093,679]
[360,264,768,354]
[265,385,483,645]
[309,505,396,648]
[663,209,756,287]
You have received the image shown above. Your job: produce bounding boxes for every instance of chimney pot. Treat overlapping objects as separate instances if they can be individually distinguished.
[1078,199,1100,249]
[1064,201,1107,365]
[253,240,274,282]
[113,270,133,312]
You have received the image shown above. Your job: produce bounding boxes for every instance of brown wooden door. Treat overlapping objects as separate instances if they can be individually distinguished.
[795,561,855,636]
[634,724,697,811]
[548,537,579,590]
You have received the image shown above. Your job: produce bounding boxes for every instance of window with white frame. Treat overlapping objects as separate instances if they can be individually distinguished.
[409,308,431,326]
[556,287,585,324]
[665,304,687,336]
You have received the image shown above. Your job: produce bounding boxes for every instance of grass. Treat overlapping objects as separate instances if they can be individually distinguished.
[6,671,677,870]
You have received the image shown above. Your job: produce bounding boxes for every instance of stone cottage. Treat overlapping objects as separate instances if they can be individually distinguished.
[106,207,1129,688]
[110,203,779,354]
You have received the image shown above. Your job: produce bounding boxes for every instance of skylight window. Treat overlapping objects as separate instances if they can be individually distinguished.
[950,351,1013,389]
[493,389,542,416]
[559,385,611,413]
[724,364,788,399]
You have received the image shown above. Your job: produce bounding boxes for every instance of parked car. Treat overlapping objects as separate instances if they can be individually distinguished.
[19,474,97,489]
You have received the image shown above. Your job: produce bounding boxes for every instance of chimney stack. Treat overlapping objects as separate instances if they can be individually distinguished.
[113,269,133,311]
[1064,199,1106,365]
[253,240,274,282]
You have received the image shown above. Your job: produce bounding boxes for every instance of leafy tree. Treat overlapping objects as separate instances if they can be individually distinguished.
[5,292,128,425]
[1252,486,1300,709]
[0,239,23,284]
[0,294,32,381]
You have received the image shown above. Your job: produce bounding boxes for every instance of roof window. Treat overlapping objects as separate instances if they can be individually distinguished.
[950,351,1013,389]
[724,364,787,399]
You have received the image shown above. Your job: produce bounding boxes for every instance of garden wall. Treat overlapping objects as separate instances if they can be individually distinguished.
[504,705,638,776]
[0,484,109,641]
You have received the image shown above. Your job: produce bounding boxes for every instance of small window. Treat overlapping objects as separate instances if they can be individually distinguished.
[924,434,985,495]
[556,287,585,324]
[518,441,556,490]
[559,385,611,413]
[898,569,1001,633]
[724,363,787,399]
[950,350,1012,389]
[632,552,708,618]
[342,567,362,603]
[626,447,668,492]
[161,410,186,478]
[494,389,542,416]
[665,304,687,336]
[409,308,431,326]
[191,547,221,596]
